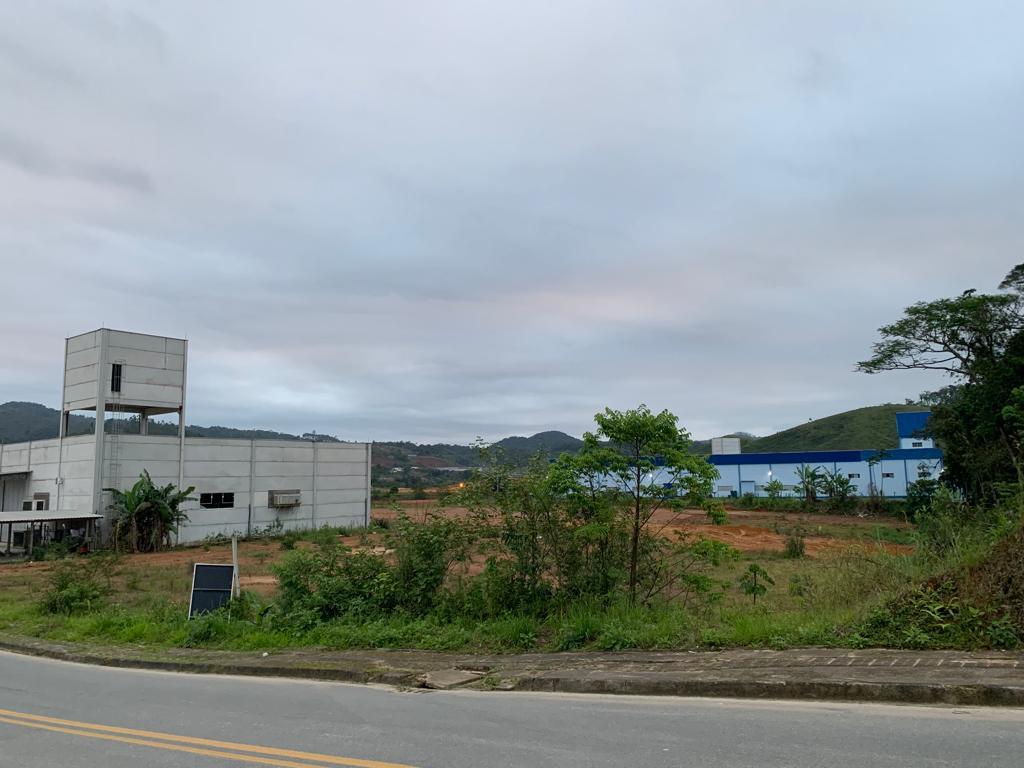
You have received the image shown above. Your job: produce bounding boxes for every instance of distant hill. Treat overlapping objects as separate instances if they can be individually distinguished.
[492,430,584,458]
[742,404,929,453]
[1,400,928,481]
[0,402,338,444]
[0,402,94,442]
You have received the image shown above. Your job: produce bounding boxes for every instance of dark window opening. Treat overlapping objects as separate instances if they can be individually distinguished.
[199,492,234,509]
[912,441,923,447]
[848,473,860,479]
[111,363,122,393]
[882,472,895,479]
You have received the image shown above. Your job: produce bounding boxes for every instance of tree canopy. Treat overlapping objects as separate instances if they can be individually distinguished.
[857,288,1022,381]
[557,405,721,602]
[858,264,1024,504]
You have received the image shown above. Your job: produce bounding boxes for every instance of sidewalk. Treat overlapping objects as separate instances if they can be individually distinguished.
[2,635,1022,706]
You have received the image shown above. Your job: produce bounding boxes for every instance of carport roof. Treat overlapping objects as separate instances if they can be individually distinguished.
[0,510,102,525]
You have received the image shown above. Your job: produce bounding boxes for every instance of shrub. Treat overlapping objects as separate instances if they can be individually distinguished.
[905,478,940,522]
[274,546,397,627]
[448,558,553,619]
[39,562,108,615]
[388,514,474,615]
[34,539,75,561]
[915,487,997,562]
[183,611,233,647]
[858,580,1019,650]
[784,534,806,559]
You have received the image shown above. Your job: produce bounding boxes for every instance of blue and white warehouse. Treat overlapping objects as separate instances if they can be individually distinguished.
[707,411,942,499]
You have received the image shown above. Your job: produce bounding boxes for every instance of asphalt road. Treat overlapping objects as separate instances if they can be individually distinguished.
[0,651,1022,768]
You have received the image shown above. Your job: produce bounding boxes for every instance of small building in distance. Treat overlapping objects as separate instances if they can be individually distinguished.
[0,329,371,547]
[706,411,942,498]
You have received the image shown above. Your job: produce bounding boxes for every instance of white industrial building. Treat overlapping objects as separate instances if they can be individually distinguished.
[0,329,371,550]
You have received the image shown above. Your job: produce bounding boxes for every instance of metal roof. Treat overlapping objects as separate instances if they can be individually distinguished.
[0,510,102,525]
[708,447,943,466]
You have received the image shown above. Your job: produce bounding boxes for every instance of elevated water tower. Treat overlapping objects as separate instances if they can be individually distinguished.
[59,329,188,516]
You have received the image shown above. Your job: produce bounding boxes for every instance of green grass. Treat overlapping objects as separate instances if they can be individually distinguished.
[0,544,936,654]
[0,509,947,655]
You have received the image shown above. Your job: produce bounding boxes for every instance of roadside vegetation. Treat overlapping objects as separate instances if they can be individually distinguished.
[1,265,1022,655]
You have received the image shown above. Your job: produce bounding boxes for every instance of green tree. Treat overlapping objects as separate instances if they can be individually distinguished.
[1000,385,1024,488]
[820,468,855,513]
[764,478,784,498]
[107,471,194,553]
[1000,264,1024,293]
[739,563,774,605]
[794,464,823,505]
[858,264,1024,504]
[763,478,785,509]
[566,405,721,603]
[857,284,1022,383]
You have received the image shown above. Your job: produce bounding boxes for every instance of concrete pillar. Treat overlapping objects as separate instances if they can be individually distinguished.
[140,410,149,435]
[312,439,318,529]
[177,340,188,512]
[364,442,372,527]
[57,336,69,515]
[92,330,109,519]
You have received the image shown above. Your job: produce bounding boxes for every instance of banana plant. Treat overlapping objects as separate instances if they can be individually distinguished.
[106,471,195,552]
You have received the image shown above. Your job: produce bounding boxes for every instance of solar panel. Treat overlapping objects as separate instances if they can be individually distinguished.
[188,563,236,619]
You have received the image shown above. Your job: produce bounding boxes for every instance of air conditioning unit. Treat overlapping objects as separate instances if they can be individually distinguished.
[21,499,46,512]
[268,490,301,508]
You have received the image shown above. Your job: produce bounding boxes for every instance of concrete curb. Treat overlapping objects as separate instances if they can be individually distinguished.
[0,638,420,687]
[2,636,1023,706]
[511,674,1024,706]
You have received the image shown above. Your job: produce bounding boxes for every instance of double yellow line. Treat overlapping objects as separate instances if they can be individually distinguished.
[0,707,418,768]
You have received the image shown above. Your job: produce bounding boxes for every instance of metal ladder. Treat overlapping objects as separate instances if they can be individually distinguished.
[106,360,127,490]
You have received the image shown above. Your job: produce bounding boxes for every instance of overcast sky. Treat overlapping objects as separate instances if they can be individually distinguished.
[0,2,1021,443]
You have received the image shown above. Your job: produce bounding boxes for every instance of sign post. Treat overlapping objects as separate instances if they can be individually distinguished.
[231,536,240,599]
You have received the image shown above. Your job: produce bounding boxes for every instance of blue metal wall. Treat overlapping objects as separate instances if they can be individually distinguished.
[707,448,942,498]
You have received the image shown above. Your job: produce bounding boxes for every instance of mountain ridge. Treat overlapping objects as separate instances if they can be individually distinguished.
[1,401,926,471]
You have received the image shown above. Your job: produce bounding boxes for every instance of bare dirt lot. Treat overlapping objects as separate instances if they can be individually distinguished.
[0,502,911,604]
[374,501,914,557]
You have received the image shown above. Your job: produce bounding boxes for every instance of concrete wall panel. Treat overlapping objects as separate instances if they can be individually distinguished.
[316,446,368,462]
[65,348,99,371]
[315,489,368,505]
[184,443,253,461]
[67,331,100,354]
[316,461,367,477]
[107,331,173,354]
[254,445,315,462]
[184,460,252,478]
[315,474,369,492]
[107,347,175,371]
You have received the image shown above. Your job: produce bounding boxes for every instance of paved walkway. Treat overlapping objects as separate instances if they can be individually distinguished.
[2,635,1022,706]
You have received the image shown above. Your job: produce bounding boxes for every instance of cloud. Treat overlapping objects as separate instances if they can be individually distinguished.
[0,131,153,194]
[0,1,1020,443]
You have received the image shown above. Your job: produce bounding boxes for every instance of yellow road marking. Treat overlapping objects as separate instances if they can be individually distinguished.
[0,708,418,768]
